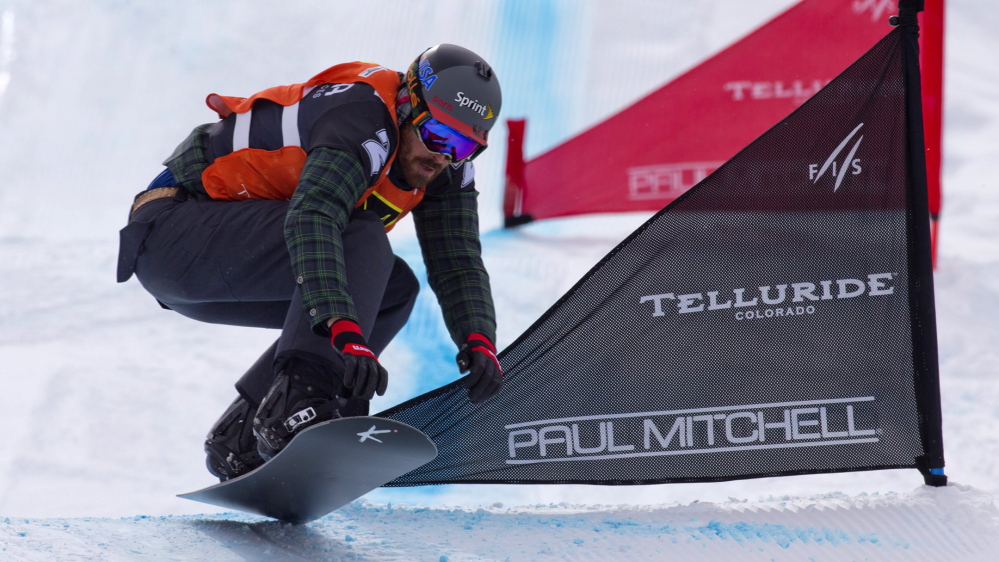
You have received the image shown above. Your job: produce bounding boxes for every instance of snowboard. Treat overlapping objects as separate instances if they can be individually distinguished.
[178,416,437,524]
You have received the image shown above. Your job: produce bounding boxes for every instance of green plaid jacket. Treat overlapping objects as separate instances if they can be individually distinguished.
[166,128,495,347]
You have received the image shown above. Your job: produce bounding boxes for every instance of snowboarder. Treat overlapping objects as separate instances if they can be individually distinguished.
[116,44,504,480]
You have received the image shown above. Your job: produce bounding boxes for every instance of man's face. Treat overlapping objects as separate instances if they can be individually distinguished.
[397,123,450,188]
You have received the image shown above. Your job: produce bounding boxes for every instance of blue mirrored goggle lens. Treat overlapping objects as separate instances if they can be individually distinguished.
[417,119,481,162]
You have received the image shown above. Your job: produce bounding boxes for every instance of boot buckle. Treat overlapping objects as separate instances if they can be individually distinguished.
[284,407,317,432]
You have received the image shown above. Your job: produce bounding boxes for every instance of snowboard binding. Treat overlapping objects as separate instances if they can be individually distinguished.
[252,358,345,461]
[204,396,265,481]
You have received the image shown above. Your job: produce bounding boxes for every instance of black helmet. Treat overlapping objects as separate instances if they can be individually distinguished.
[406,44,501,159]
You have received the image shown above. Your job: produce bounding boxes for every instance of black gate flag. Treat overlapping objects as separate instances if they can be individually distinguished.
[381,2,946,488]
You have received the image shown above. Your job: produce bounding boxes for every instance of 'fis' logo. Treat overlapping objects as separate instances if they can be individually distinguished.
[506,397,880,464]
[809,123,864,192]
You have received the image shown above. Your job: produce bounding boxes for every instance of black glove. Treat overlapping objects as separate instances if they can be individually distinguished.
[330,320,388,400]
[456,333,503,403]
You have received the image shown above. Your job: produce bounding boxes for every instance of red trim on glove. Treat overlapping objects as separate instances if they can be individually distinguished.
[467,333,497,353]
[330,320,377,358]
[466,334,501,374]
[330,319,363,340]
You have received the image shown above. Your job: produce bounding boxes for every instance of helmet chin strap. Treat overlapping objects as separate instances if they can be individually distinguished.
[395,80,413,127]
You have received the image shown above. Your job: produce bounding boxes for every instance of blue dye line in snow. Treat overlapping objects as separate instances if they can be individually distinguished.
[387,4,583,389]
[493,0,573,156]
[388,239,461,391]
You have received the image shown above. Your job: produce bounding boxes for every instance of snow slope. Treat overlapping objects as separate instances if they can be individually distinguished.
[5,485,999,561]
[2,0,999,559]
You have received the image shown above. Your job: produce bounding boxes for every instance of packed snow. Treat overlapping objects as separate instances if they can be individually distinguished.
[2,0,998,560]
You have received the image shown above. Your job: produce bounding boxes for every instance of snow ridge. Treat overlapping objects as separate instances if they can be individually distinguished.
[3,485,996,561]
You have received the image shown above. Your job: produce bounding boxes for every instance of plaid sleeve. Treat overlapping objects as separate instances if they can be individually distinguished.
[284,147,370,336]
[412,188,497,346]
[163,123,213,195]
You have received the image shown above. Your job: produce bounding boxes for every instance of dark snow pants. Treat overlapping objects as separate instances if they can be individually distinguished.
[117,189,419,414]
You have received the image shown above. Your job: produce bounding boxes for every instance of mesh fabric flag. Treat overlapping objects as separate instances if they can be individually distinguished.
[381,12,943,487]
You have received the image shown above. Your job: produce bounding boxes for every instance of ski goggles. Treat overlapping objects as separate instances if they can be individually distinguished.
[413,116,484,162]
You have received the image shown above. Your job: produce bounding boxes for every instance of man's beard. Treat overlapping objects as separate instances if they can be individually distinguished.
[404,156,444,187]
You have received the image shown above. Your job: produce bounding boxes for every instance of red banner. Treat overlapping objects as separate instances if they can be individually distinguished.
[505,0,944,236]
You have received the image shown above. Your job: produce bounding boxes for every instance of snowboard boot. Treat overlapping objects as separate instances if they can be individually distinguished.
[253,358,345,461]
[204,395,265,481]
